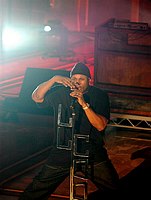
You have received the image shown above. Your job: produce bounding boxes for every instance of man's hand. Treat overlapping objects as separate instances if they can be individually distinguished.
[53,76,75,89]
[70,89,85,107]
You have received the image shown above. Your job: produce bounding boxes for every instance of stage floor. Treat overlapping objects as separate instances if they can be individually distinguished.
[0,108,151,199]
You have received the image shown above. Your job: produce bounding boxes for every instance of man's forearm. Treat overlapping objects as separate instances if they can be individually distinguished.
[32,78,56,103]
[32,75,74,103]
[83,107,108,131]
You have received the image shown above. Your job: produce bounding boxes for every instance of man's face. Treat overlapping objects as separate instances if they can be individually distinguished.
[71,74,89,93]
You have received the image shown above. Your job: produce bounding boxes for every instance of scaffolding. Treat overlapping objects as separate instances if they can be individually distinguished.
[109,113,151,131]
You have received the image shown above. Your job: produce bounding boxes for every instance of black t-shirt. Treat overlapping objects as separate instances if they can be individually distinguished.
[37,85,110,166]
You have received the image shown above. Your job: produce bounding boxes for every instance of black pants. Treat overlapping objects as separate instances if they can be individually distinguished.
[19,160,119,200]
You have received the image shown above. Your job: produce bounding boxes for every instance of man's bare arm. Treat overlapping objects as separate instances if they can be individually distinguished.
[32,75,74,103]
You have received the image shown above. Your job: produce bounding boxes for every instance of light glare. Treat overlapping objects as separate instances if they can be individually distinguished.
[2,28,25,50]
[44,25,52,32]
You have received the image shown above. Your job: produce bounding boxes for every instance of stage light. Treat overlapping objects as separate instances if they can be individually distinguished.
[43,20,64,34]
[2,27,26,51]
[1,21,69,58]
[1,25,40,56]
[44,25,52,32]
[42,20,69,57]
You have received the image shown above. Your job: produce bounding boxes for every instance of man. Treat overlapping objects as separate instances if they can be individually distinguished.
[19,62,119,200]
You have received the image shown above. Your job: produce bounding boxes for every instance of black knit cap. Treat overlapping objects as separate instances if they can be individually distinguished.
[70,62,91,78]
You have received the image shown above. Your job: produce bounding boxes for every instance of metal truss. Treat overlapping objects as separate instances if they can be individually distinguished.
[108,113,151,131]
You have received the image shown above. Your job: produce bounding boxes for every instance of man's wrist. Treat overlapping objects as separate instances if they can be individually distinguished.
[82,103,90,110]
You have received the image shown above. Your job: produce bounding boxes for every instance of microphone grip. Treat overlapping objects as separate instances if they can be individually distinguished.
[70,97,77,109]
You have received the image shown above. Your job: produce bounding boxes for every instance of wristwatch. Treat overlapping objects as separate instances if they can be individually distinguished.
[82,103,90,110]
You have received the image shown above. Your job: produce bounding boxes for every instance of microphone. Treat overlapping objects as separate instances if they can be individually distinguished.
[70,97,77,110]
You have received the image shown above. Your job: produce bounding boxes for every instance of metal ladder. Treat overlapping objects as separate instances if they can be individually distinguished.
[57,104,89,200]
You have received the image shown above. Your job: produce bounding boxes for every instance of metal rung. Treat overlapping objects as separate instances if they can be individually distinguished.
[74,183,88,187]
[74,175,88,181]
